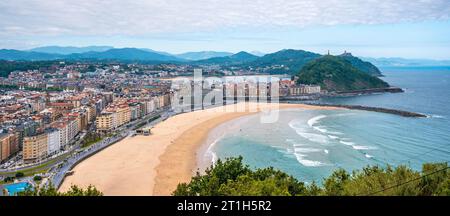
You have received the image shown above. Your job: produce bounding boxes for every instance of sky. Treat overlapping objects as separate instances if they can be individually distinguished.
[1,0,450,59]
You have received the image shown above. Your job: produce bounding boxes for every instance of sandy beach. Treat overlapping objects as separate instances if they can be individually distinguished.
[59,102,340,195]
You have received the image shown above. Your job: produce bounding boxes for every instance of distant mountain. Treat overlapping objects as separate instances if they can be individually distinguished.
[65,48,183,62]
[1,47,183,62]
[361,57,450,67]
[139,48,175,58]
[0,49,62,61]
[339,52,382,76]
[29,46,114,55]
[296,55,389,92]
[249,51,265,57]
[176,51,233,61]
[195,51,258,64]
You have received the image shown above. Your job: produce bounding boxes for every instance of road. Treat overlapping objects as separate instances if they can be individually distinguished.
[50,109,172,189]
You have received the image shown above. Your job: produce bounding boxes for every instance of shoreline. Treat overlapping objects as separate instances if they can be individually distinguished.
[60,102,340,196]
[152,103,340,195]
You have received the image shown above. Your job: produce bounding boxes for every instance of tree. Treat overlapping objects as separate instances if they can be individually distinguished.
[173,157,449,196]
[17,184,103,196]
[15,172,24,178]
[174,157,306,196]
[33,175,42,182]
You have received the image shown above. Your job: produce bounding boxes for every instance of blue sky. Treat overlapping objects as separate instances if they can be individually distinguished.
[1,0,450,59]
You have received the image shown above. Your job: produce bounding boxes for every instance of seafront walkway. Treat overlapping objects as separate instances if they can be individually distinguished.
[52,109,171,189]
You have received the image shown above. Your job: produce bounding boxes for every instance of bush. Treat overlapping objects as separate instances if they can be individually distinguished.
[15,172,25,178]
[174,157,449,196]
[18,184,103,196]
[3,176,15,183]
[33,175,42,182]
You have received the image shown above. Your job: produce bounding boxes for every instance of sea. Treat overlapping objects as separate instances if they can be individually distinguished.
[203,66,450,184]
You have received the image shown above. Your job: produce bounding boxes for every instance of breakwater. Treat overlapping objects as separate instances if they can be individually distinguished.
[330,87,404,96]
[307,103,427,118]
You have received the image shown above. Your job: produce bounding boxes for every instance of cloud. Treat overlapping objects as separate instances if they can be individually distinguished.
[0,0,449,37]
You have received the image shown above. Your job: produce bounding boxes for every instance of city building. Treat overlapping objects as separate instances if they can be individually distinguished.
[289,84,321,95]
[23,133,48,163]
[0,133,19,162]
[46,129,61,155]
[96,112,115,133]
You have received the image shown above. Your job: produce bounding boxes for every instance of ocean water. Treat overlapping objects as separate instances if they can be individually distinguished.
[206,67,450,183]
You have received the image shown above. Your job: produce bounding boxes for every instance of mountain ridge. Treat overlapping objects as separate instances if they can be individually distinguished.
[29,46,114,55]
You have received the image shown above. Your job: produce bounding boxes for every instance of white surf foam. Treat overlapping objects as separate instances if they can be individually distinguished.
[205,135,223,164]
[327,135,339,139]
[294,147,322,153]
[326,131,344,135]
[339,141,355,146]
[307,115,327,127]
[313,126,328,133]
[294,153,328,167]
[293,143,306,147]
[365,153,374,158]
[289,120,330,144]
[298,132,329,144]
[430,114,446,119]
[352,145,377,150]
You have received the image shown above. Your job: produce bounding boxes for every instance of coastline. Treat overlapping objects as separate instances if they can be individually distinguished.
[60,102,341,196]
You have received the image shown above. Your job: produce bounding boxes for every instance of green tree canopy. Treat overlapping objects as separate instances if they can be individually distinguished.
[174,157,449,196]
[17,184,103,196]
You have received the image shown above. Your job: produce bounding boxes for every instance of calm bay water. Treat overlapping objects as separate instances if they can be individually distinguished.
[207,67,450,183]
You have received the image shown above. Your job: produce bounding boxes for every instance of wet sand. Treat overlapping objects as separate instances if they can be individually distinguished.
[60,102,340,195]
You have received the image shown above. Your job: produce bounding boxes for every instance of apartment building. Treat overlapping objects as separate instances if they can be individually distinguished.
[289,85,321,95]
[96,112,115,133]
[51,121,69,148]
[0,133,19,162]
[46,129,61,155]
[23,133,48,163]
[116,105,131,126]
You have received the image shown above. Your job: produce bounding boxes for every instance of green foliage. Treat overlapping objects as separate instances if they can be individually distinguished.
[173,157,449,196]
[173,156,306,196]
[81,132,103,148]
[17,184,103,196]
[3,176,15,183]
[197,52,258,65]
[15,172,24,178]
[296,55,389,92]
[339,53,382,76]
[246,49,321,74]
[0,60,59,77]
[33,175,42,182]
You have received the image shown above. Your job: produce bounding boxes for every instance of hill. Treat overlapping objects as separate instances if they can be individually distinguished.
[296,55,389,92]
[29,46,114,55]
[65,48,182,61]
[0,48,183,62]
[0,49,62,61]
[339,52,382,76]
[176,51,233,60]
[245,49,322,74]
[195,51,258,64]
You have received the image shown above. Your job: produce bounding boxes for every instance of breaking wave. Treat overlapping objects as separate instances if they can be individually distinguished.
[294,153,328,167]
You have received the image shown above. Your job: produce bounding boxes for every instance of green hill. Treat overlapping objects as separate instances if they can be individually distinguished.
[339,52,382,76]
[296,55,389,92]
[195,51,258,65]
[245,49,321,74]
